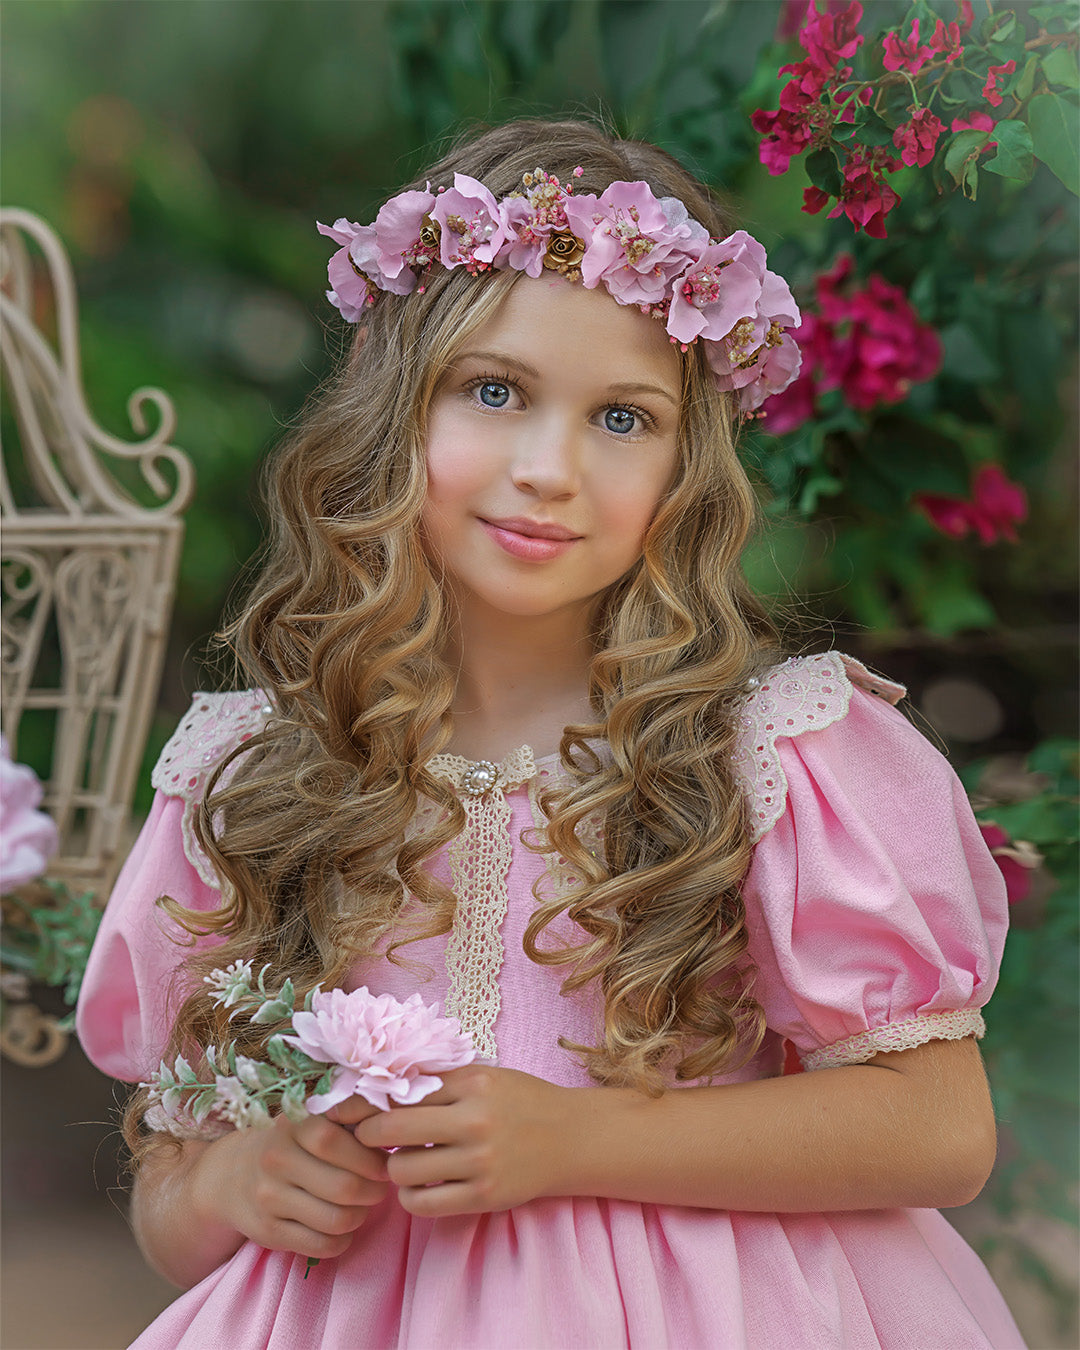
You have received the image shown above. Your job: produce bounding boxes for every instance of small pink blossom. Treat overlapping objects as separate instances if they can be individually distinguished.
[979,823,1040,904]
[882,19,934,75]
[799,0,864,71]
[283,987,476,1113]
[918,464,1027,544]
[927,18,964,63]
[957,0,975,34]
[951,112,995,134]
[429,174,515,273]
[0,737,59,892]
[893,108,946,168]
[826,151,901,238]
[983,60,1017,108]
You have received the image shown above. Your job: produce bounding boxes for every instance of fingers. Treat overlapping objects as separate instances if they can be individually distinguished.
[325,1096,384,1128]
[295,1113,389,1184]
[356,1105,458,1151]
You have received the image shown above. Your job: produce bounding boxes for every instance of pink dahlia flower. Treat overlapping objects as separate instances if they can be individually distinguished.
[283,987,476,1113]
[0,737,59,892]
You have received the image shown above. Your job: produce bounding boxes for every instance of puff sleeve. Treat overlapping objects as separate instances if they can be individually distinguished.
[75,793,224,1081]
[75,690,272,1082]
[738,654,1007,1071]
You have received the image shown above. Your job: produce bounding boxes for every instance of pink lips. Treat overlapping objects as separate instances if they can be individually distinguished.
[479,516,581,561]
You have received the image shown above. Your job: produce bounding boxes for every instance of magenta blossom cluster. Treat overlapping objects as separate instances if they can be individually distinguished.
[318,169,801,412]
[754,0,982,238]
[761,255,941,433]
[917,464,1028,545]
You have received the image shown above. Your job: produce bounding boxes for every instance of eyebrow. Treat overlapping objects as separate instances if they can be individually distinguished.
[454,349,680,408]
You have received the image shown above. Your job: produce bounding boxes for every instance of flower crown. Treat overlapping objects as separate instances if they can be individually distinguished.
[318,168,802,413]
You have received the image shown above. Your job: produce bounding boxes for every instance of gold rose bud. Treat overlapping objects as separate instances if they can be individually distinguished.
[543,230,586,276]
[418,215,441,250]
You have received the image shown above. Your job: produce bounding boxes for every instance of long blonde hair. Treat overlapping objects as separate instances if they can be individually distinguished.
[126,118,779,1154]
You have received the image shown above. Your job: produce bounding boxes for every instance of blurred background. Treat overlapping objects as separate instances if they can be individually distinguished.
[1,0,1076,1346]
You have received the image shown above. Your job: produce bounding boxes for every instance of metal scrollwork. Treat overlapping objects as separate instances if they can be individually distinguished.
[1,208,195,1064]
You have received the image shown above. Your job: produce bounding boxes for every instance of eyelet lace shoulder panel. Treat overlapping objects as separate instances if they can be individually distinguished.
[151,690,274,888]
[734,652,905,844]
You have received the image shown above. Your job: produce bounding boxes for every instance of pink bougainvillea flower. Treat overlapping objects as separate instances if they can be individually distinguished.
[979,823,1040,904]
[799,0,864,71]
[827,151,901,238]
[956,0,975,34]
[283,987,476,1113]
[968,464,1028,542]
[0,736,59,892]
[917,492,974,539]
[429,173,515,273]
[802,185,831,215]
[918,464,1027,544]
[882,19,935,75]
[927,17,964,63]
[893,108,946,168]
[983,60,1017,108]
[759,256,941,430]
[951,112,995,134]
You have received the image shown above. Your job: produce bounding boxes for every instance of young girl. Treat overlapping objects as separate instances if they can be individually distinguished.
[76,118,1025,1349]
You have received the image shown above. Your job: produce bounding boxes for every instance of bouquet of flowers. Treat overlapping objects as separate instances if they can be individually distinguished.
[144,961,476,1138]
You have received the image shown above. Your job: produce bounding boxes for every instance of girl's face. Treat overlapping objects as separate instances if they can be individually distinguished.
[421,275,682,631]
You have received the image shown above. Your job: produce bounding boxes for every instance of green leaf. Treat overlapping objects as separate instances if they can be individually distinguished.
[251,997,293,1025]
[853,108,896,148]
[805,147,842,196]
[1028,91,1080,193]
[982,10,1017,44]
[266,1036,293,1070]
[1041,45,1080,90]
[944,129,989,196]
[984,119,1035,181]
[1014,55,1041,103]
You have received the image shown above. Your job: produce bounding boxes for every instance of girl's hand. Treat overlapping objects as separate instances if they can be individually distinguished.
[354,1065,575,1218]
[188,1099,390,1262]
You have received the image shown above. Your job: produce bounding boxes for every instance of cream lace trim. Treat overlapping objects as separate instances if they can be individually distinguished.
[151,690,273,888]
[733,652,905,844]
[801,1008,986,1071]
[426,747,538,1062]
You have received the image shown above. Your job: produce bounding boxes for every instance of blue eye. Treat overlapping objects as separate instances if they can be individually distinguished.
[478,381,510,408]
[604,407,637,434]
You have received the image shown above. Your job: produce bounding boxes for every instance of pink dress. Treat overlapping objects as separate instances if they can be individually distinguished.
[76,652,1025,1349]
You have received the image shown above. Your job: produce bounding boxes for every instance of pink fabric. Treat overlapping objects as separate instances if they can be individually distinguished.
[76,682,1024,1349]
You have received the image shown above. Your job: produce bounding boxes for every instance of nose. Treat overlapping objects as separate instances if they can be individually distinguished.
[509,415,581,501]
